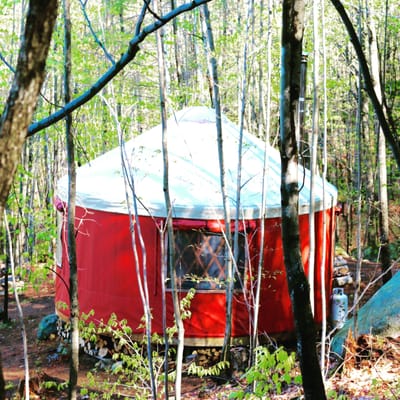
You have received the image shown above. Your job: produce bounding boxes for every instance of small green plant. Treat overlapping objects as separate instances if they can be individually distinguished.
[78,313,171,399]
[4,381,16,392]
[326,389,349,399]
[229,346,302,399]
[41,379,69,392]
[77,289,197,399]
[187,359,230,378]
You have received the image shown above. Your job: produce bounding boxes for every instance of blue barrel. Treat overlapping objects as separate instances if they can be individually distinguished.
[331,287,348,329]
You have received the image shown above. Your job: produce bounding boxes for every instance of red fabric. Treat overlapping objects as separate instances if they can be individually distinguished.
[55,207,335,339]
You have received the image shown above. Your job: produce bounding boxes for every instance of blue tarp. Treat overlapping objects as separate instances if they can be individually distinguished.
[331,271,400,357]
[37,313,58,340]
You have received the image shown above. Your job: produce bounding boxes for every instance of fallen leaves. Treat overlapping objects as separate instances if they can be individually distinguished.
[327,333,400,399]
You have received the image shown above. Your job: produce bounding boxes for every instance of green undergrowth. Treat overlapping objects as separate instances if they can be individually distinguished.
[229,346,302,399]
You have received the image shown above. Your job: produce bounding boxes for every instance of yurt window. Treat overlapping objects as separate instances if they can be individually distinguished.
[168,229,247,291]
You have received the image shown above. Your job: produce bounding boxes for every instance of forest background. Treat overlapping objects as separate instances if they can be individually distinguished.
[1,0,399,274]
[1,0,399,270]
[0,0,399,398]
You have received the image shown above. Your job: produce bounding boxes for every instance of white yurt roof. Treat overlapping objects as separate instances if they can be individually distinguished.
[57,106,337,220]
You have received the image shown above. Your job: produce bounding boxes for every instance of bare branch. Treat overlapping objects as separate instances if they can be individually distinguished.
[330,0,400,170]
[143,0,163,22]
[78,0,115,65]
[134,1,151,37]
[0,51,15,74]
[28,0,211,137]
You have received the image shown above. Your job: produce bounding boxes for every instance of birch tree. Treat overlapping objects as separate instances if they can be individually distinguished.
[367,6,392,284]
[155,1,185,397]
[61,0,80,398]
[200,4,233,367]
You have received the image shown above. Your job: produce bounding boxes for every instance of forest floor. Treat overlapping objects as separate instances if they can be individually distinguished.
[0,258,399,399]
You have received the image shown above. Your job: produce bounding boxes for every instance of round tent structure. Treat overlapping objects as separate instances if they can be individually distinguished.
[55,106,338,346]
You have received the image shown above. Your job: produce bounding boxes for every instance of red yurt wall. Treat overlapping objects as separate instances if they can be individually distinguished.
[55,204,335,344]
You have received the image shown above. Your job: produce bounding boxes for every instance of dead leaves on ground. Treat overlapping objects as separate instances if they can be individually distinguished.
[328,332,400,399]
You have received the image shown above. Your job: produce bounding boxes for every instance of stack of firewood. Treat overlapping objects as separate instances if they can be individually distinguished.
[333,256,353,287]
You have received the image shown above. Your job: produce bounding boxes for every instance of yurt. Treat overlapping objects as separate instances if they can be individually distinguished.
[55,106,338,346]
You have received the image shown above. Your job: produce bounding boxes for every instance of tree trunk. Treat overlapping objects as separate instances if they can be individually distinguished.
[309,0,320,314]
[170,0,183,88]
[155,1,182,397]
[361,94,376,249]
[0,0,58,216]
[368,9,392,284]
[200,4,233,368]
[0,0,58,393]
[353,9,363,336]
[4,212,30,399]
[62,0,79,399]
[252,0,273,356]
[377,130,391,284]
[280,0,327,398]
[319,0,329,373]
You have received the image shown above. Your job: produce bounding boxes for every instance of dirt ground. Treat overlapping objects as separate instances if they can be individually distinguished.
[0,280,81,399]
[0,278,231,399]
[1,262,400,399]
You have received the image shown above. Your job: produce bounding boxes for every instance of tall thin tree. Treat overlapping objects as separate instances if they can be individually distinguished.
[367,5,392,284]
[235,0,253,348]
[100,88,157,398]
[320,0,329,374]
[155,0,185,397]
[252,0,273,355]
[200,3,233,366]
[4,212,30,399]
[308,0,321,316]
[62,0,79,398]
[353,0,364,339]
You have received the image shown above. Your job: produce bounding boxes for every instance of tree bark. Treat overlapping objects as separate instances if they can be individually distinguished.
[4,212,30,399]
[200,3,233,367]
[155,0,180,397]
[309,1,320,313]
[0,0,58,393]
[280,0,327,398]
[61,0,79,399]
[0,0,58,217]
[367,9,392,284]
